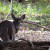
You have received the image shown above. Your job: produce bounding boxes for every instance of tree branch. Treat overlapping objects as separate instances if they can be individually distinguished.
[5,0,13,20]
[20,21,50,31]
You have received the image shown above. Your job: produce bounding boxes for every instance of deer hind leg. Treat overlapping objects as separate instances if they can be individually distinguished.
[12,26,15,41]
[8,25,15,42]
[7,28,12,42]
[12,31,15,41]
[1,32,10,42]
[8,27,14,42]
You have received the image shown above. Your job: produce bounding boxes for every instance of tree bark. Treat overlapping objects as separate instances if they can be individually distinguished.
[5,0,13,20]
[2,40,50,50]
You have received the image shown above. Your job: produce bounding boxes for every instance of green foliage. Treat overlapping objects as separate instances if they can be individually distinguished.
[0,2,10,19]
[13,2,50,16]
[36,14,50,25]
[0,2,10,15]
[35,2,50,14]
[43,0,47,2]
[0,1,50,26]
[25,0,28,1]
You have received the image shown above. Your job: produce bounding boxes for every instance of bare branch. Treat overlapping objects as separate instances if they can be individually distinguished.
[20,21,50,31]
[5,0,13,20]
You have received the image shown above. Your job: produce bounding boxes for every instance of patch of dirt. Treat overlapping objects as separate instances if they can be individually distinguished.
[15,30,50,42]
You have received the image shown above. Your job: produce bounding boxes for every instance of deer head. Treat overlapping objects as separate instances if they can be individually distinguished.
[11,13,25,33]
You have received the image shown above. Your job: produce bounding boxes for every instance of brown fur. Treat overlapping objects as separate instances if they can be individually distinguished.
[0,13,25,42]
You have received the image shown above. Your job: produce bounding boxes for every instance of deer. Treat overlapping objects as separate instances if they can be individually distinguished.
[0,13,34,50]
[0,13,25,42]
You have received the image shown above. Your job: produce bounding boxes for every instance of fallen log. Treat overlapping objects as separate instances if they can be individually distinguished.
[1,39,50,50]
[33,41,50,46]
[2,40,34,50]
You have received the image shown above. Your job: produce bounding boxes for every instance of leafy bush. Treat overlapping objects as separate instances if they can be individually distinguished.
[36,14,50,25]
[0,1,50,26]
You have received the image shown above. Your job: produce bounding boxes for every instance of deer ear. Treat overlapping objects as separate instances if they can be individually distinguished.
[20,14,25,20]
[11,13,16,20]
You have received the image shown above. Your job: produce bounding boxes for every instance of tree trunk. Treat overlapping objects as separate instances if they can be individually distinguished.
[47,0,50,2]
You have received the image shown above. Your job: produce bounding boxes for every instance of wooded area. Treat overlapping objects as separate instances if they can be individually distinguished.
[0,0,50,50]
[2,0,50,2]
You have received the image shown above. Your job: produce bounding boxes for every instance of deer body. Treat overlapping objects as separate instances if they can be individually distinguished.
[0,14,34,50]
[0,20,15,42]
[0,13,25,42]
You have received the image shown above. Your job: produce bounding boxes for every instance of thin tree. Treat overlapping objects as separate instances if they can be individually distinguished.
[5,0,13,20]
